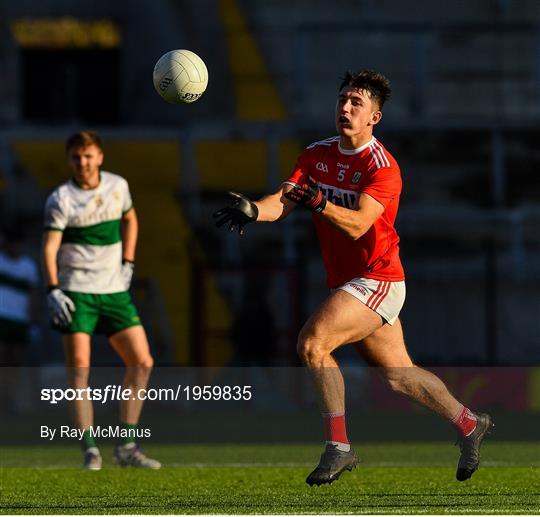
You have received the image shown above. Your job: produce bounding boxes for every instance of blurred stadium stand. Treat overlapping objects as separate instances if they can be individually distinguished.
[0,0,539,369]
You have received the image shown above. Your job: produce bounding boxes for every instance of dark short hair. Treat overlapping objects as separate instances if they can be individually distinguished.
[339,70,391,109]
[65,130,103,154]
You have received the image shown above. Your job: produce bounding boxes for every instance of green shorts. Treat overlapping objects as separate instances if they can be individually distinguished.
[53,291,141,336]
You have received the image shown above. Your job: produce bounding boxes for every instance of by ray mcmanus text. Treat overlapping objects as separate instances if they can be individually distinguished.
[40,425,151,441]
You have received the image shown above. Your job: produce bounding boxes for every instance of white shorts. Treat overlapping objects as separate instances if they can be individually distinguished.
[337,278,406,325]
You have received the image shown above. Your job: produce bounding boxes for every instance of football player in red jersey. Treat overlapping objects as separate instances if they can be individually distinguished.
[214,70,493,485]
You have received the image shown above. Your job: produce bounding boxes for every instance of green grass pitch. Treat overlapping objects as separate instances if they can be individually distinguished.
[1,442,538,514]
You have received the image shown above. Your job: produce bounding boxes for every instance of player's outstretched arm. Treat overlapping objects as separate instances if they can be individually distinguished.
[213,184,296,234]
[254,183,297,222]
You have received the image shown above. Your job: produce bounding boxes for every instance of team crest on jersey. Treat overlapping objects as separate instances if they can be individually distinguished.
[94,195,104,208]
[352,171,362,184]
[316,162,328,173]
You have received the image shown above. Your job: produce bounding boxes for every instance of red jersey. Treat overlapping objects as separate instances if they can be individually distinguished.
[286,136,405,288]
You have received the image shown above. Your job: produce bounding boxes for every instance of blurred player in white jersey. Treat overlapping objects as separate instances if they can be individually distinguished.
[0,225,39,412]
[42,130,160,470]
[214,71,493,485]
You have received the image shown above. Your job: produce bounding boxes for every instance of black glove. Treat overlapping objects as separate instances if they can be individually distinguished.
[213,192,259,235]
[284,176,326,213]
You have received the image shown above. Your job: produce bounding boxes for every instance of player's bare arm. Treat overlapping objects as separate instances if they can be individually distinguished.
[213,184,296,234]
[120,207,138,290]
[284,176,383,239]
[41,230,62,286]
[121,207,138,262]
[320,193,384,240]
[254,184,297,222]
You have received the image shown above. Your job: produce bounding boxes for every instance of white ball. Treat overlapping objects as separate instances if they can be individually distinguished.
[153,49,208,104]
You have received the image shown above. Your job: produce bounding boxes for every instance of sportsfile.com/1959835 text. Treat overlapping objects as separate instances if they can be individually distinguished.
[40,385,253,404]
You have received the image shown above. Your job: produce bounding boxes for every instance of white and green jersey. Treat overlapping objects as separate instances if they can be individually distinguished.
[44,171,133,294]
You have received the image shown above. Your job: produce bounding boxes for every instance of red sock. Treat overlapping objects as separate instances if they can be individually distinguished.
[452,406,477,436]
[322,412,349,444]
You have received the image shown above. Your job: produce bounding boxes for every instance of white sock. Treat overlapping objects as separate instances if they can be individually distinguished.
[326,440,351,452]
[119,442,136,450]
[85,447,100,455]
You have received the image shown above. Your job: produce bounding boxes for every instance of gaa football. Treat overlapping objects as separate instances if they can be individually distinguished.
[152,49,208,104]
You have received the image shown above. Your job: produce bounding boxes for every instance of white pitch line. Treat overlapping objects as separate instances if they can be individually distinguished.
[3,461,537,469]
